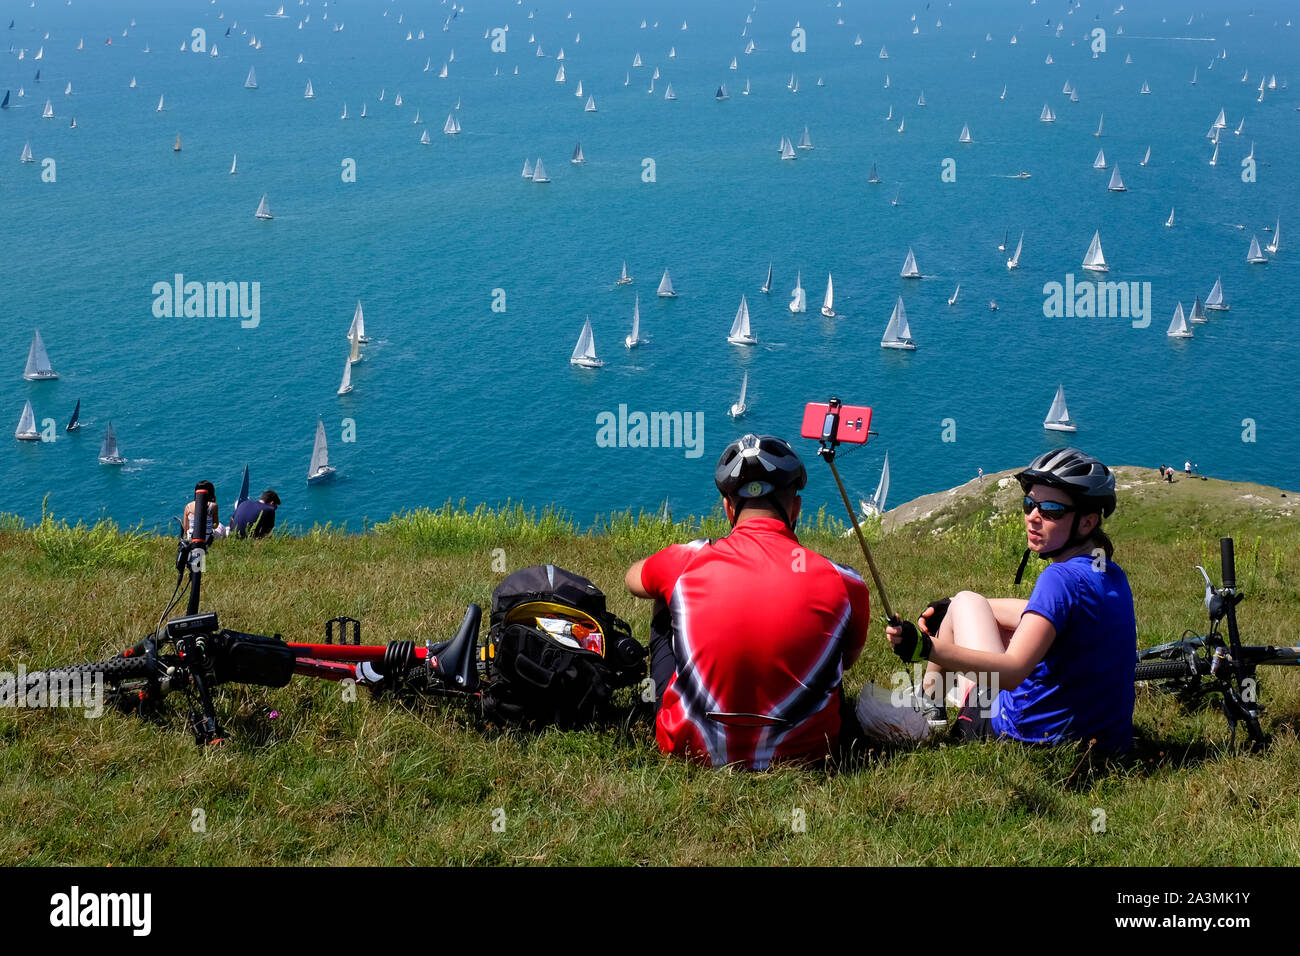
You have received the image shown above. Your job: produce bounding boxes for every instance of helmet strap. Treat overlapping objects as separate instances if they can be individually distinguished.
[1014,512,1084,584]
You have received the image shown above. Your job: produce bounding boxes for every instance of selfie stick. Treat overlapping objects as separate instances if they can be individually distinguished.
[814,399,895,622]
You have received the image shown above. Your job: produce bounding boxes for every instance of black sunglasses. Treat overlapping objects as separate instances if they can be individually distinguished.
[1022,495,1075,520]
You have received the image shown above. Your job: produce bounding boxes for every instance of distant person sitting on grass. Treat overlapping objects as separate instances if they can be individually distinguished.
[231,490,281,539]
[624,434,871,770]
[886,448,1137,753]
[183,480,227,539]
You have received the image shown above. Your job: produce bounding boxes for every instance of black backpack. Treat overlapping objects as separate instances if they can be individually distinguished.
[481,565,646,727]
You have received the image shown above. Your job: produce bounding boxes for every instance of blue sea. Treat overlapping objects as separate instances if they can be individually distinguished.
[3,0,1297,532]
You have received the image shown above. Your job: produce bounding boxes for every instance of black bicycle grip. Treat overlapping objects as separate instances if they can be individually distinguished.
[1220,537,1236,590]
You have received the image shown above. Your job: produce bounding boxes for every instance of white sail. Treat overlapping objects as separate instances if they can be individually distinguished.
[556,64,565,82]
[20,142,33,163]
[1095,114,1103,136]
[255,194,273,219]
[917,90,926,107]
[821,274,835,317]
[1141,146,1150,166]
[798,126,813,149]
[15,400,39,440]
[863,453,891,514]
[1043,385,1076,432]
[1205,277,1229,311]
[307,419,334,482]
[727,296,756,345]
[420,129,431,144]
[959,123,972,143]
[664,83,676,100]
[948,284,960,306]
[1189,296,1208,323]
[585,95,596,112]
[1040,104,1054,122]
[881,298,916,350]
[1082,231,1107,272]
[625,296,642,348]
[1007,233,1023,270]
[1165,207,1175,228]
[570,316,603,367]
[1266,219,1280,255]
[1093,149,1107,169]
[444,113,457,134]
[900,248,920,278]
[761,262,772,293]
[1167,302,1192,338]
[729,371,749,419]
[24,329,57,380]
[156,94,164,111]
[1246,236,1267,263]
[230,153,237,174]
[245,67,258,89]
[522,158,533,178]
[531,158,549,182]
[1209,142,1219,165]
[1141,81,1150,94]
[337,356,353,394]
[789,271,806,313]
[781,137,796,160]
[657,269,676,297]
[98,421,125,462]
[348,300,368,342]
[1108,166,1126,191]
[304,80,314,98]
[616,261,632,284]
[348,323,361,364]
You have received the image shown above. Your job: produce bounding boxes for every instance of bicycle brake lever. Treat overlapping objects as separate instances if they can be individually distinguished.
[1195,566,1213,607]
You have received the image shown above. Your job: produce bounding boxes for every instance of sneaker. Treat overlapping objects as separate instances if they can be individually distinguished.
[903,684,948,729]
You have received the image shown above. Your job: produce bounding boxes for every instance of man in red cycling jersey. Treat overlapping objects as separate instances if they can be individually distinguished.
[624,434,871,769]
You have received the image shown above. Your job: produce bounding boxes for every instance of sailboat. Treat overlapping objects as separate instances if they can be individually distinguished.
[1209,142,1219,166]
[245,67,258,89]
[760,262,772,294]
[41,98,52,118]
[1235,118,1245,136]
[1043,385,1077,432]
[255,194,273,219]
[727,296,756,346]
[743,78,751,96]
[1007,233,1024,270]
[307,419,336,484]
[1140,146,1150,167]
[861,453,891,516]
[1246,236,1268,264]
[23,330,57,380]
[868,163,880,184]
[959,124,972,143]
[1205,277,1229,311]
[361,103,368,118]
[98,422,126,464]
[1039,104,1055,122]
[341,103,349,119]
[1108,166,1126,191]
[1081,231,1108,272]
[999,229,1008,252]
[900,248,920,278]
[657,269,677,298]
[664,83,676,100]
[948,285,960,307]
[1141,81,1151,94]
[624,296,644,348]
[729,371,749,419]
[304,80,314,99]
[1093,149,1107,169]
[347,301,369,343]
[1094,114,1103,137]
[420,129,432,145]
[1189,296,1208,323]
[789,271,806,313]
[917,90,926,107]
[881,298,916,350]
[1,91,8,110]
[798,126,813,149]
[522,159,533,178]
[347,323,362,364]
[337,356,353,395]
[897,116,904,133]
[15,400,39,441]
[66,399,81,432]
[1165,207,1175,228]
[1166,303,1193,339]
[20,142,33,163]
[531,159,549,183]
[444,114,458,134]
[1266,219,1281,255]
[820,274,835,317]
[156,93,164,111]
[780,138,796,160]
[570,316,603,367]
[1191,67,1197,85]
[173,134,182,152]
[616,262,633,285]
[585,95,596,112]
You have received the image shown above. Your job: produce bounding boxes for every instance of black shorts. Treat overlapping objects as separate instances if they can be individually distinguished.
[955,683,998,741]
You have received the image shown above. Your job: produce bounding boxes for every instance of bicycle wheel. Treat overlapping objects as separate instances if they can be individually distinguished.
[23,654,159,710]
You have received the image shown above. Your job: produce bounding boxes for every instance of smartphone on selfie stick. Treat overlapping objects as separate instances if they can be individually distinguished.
[800,398,896,622]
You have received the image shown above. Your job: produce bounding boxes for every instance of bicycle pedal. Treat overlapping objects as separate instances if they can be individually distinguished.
[325,616,361,645]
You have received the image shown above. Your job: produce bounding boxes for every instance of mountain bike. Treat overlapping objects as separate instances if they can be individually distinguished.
[17,483,482,745]
[1136,536,1300,749]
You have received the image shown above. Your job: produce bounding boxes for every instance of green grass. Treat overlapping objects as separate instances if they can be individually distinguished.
[2,472,1299,866]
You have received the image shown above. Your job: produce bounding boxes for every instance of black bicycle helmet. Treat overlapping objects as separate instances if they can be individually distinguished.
[1015,447,1116,517]
[715,434,808,499]
[714,434,807,529]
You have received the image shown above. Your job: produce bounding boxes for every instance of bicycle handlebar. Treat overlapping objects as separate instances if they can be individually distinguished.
[1220,537,1236,591]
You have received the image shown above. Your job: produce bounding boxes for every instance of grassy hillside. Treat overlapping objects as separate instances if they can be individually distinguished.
[2,471,1298,866]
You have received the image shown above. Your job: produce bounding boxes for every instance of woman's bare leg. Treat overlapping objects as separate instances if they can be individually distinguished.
[921,591,1008,703]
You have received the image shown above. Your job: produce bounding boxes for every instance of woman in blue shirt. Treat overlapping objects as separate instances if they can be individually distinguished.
[887,448,1137,752]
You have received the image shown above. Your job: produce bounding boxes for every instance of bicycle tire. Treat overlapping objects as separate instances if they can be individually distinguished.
[1135,659,1200,681]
